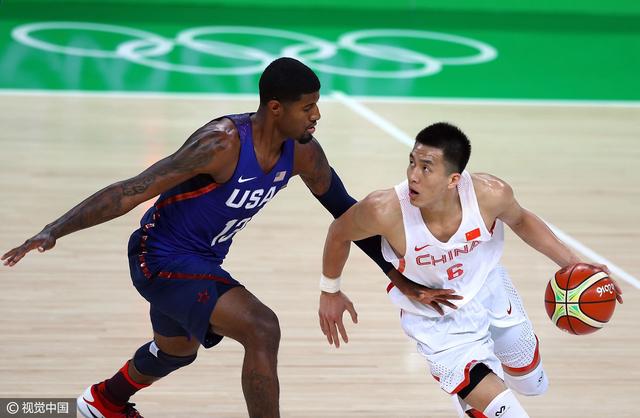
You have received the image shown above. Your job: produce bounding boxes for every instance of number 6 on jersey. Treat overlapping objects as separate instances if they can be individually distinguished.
[447,263,464,280]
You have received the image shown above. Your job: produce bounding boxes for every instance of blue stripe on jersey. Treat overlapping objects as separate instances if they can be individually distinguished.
[138,113,294,270]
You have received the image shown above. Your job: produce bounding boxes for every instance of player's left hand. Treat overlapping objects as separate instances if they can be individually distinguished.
[2,230,57,267]
[387,268,463,315]
[318,291,358,348]
[592,263,623,304]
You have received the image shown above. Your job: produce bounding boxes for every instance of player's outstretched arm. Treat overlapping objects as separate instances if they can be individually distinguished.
[492,179,580,268]
[318,191,392,348]
[481,173,623,303]
[2,122,233,267]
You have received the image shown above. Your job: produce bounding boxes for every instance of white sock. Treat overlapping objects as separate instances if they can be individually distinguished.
[483,389,529,418]
[504,362,548,396]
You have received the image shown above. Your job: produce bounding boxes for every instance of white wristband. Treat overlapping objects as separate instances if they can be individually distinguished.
[320,274,341,293]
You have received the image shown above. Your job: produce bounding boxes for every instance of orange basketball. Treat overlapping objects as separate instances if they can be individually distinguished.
[544,263,616,335]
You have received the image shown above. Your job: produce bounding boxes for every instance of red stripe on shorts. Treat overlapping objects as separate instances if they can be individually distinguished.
[432,360,479,394]
[398,258,406,273]
[157,271,232,284]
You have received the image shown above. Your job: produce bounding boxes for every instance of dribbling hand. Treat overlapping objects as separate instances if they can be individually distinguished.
[2,231,56,266]
[592,263,623,304]
[318,291,358,348]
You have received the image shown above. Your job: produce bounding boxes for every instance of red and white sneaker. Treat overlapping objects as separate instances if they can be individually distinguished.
[77,384,143,418]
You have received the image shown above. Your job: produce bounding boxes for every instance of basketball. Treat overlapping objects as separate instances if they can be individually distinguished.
[545,263,617,335]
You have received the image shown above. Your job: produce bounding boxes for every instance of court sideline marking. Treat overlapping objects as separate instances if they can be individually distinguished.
[0,89,639,108]
[331,90,640,289]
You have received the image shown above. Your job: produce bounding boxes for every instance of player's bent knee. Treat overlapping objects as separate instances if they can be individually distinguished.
[504,363,548,396]
[484,389,529,418]
[133,341,197,378]
[248,308,281,347]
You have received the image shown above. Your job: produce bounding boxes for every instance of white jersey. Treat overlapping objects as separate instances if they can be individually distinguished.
[381,171,504,318]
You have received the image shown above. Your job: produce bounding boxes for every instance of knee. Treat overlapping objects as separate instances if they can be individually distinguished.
[505,364,548,396]
[133,341,198,378]
[244,307,281,351]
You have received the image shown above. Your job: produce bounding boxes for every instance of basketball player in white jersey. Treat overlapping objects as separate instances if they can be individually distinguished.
[317,122,623,417]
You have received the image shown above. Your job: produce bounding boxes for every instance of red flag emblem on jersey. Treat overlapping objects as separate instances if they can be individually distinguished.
[465,228,481,241]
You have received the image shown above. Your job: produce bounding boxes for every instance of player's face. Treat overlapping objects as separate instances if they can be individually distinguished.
[406,144,459,207]
[280,91,321,144]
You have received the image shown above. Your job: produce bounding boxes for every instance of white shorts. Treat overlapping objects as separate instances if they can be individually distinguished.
[399,265,541,393]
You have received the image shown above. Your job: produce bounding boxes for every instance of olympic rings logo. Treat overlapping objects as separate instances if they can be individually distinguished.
[11,22,498,78]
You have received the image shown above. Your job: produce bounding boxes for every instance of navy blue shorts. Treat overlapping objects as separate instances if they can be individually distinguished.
[128,230,242,348]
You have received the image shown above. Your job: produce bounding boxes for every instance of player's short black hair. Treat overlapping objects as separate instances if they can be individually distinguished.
[259,57,320,105]
[415,122,471,174]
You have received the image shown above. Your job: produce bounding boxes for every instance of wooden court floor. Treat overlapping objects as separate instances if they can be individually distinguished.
[0,94,638,417]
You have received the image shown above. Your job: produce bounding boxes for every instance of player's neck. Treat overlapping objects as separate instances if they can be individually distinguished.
[251,112,287,157]
[419,189,462,225]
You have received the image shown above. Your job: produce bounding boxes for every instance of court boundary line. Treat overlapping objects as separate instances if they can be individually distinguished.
[0,88,639,108]
[332,90,640,290]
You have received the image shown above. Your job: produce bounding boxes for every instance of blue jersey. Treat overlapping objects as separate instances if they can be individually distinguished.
[137,113,294,270]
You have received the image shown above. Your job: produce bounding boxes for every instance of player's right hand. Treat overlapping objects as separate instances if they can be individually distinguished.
[591,263,623,304]
[2,231,57,266]
[318,291,358,348]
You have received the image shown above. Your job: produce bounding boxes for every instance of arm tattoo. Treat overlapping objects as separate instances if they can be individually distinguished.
[312,149,331,192]
[121,175,155,196]
[46,185,125,239]
[120,131,221,196]
[300,139,332,195]
[45,127,225,239]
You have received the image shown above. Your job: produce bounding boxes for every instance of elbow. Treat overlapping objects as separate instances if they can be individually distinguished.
[510,219,525,234]
[327,219,344,241]
[327,219,352,246]
[508,209,532,234]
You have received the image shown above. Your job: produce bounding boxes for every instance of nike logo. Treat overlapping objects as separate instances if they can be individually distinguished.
[238,175,257,183]
[80,398,100,418]
[414,244,431,251]
[86,406,100,418]
[507,300,512,315]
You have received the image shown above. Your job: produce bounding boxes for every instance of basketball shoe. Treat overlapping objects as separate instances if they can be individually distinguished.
[77,384,143,418]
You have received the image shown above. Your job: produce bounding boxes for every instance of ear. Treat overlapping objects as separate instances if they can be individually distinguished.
[447,172,461,190]
[267,99,282,117]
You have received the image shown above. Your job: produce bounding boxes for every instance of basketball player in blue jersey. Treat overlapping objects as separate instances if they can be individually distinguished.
[2,58,461,418]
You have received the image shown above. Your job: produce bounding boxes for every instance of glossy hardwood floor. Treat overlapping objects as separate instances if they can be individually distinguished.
[0,93,638,417]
